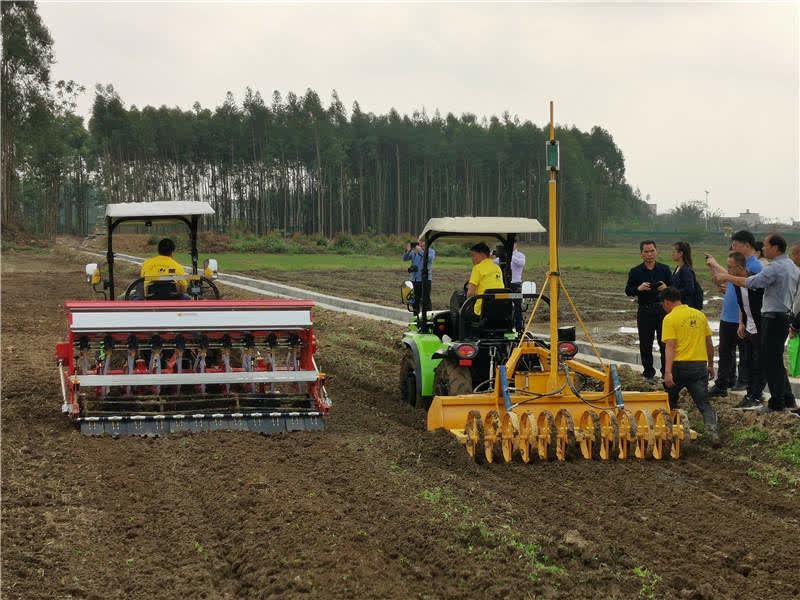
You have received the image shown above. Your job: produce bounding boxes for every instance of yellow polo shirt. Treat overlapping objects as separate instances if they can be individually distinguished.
[661,304,712,362]
[469,258,504,315]
[140,255,188,293]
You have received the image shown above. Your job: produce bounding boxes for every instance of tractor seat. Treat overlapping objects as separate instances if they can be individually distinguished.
[473,288,513,338]
[145,280,182,301]
[450,289,467,316]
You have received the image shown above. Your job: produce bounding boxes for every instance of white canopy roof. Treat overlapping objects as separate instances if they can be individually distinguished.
[420,217,545,239]
[105,201,215,221]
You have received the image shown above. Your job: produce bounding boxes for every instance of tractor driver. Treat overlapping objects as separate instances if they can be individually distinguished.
[466,242,504,316]
[140,238,188,299]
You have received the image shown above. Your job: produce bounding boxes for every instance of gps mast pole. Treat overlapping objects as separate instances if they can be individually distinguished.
[547,101,561,391]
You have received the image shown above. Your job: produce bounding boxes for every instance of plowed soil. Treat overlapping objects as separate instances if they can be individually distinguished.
[3,248,799,600]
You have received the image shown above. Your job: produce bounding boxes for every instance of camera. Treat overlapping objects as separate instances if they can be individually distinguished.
[410,241,419,249]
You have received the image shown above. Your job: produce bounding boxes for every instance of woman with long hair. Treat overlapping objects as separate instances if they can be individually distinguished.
[671,241,699,308]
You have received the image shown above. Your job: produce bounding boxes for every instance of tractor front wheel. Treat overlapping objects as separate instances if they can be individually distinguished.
[433,358,472,397]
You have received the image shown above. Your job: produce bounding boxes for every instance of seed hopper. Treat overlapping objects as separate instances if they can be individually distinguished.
[419,103,697,461]
[55,201,330,435]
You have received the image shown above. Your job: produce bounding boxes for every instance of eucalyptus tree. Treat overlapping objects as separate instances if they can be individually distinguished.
[1,0,53,230]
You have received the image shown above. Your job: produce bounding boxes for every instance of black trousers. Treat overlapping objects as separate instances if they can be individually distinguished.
[736,335,752,387]
[411,280,432,316]
[667,361,717,431]
[761,313,795,410]
[740,332,765,399]
[510,282,523,332]
[637,304,665,379]
[715,320,739,390]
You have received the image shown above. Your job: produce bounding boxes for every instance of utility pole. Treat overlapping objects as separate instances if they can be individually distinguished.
[704,189,710,231]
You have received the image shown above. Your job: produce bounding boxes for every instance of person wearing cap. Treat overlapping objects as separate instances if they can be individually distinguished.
[467,242,503,316]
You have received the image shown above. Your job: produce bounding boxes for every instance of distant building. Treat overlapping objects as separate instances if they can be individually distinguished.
[738,210,761,227]
[646,202,657,216]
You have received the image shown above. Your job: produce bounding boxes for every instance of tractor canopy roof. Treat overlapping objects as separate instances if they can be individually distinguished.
[420,217,545,244]
[105,201,215,225]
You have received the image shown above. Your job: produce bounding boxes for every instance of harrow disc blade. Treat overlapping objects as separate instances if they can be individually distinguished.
[578,410,601,460]
[651,408,673,460]
[483,410,501,464]
[537,410,556,461]
[555,409,576,462]
[598,411,620,461]
[634,410,655,460]
[500,412,520,463]
[670,409,691,459]
[617,409,637,460]
[464,410,485,463]
[518,411,538,464]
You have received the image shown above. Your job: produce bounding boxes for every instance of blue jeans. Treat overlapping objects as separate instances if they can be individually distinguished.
[667,361,717,431]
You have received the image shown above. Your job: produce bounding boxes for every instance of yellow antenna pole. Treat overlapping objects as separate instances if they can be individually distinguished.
[547,101,560,390]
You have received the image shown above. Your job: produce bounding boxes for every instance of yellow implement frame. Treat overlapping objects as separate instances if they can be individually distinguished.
[426,102,697,461]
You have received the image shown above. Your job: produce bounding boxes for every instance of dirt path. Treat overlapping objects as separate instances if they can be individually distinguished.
[2,249,799,600]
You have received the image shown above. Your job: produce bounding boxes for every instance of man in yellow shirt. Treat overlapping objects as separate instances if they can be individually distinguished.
[660,286,720,447]
[140,238,188,298]
[467,242,504,316]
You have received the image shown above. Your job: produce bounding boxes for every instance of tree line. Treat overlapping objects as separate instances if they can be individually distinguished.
[3,2,650,243]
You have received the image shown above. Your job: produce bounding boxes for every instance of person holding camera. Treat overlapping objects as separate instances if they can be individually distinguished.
[625,240,672,384]
[402,237,434,316]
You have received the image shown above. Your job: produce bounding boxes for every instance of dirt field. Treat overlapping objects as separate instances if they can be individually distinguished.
[3,248,800,600]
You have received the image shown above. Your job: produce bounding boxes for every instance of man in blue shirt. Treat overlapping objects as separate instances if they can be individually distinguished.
[708,231,763,398]
[402,237,435,317]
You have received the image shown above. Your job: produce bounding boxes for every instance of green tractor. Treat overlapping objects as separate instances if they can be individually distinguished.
[399,217,550,409]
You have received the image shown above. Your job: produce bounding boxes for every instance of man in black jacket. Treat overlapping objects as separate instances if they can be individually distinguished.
[626,240,672,384]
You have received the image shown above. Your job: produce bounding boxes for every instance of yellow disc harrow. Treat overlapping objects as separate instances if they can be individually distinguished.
[454,405,696,463]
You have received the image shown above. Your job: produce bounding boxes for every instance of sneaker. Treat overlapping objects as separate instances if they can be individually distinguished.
[730,383,748,392]
[644,376,657,386]
[733,396,763,411]
[708,385,728,398]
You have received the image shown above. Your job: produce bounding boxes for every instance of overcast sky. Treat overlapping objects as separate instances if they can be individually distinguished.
[39,1,800,222]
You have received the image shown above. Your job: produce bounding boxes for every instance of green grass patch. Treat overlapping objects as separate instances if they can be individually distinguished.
[174,252,471,272]
[732,427,769,446]
[773,438,800,466]
[633,566,662,599]
[177,243,732,274]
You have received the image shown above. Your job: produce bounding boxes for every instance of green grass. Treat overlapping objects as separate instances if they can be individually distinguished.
[175,252,471,272]
[177,243,733,274]
[732,427,769,446]
[633,566,662,599]
[773,438,800,466]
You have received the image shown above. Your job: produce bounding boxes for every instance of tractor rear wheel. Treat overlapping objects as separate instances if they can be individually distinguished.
[399,350,422,407]
[433,358,472,397]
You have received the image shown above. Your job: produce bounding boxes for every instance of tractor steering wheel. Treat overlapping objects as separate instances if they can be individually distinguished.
[123,277,221,300]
